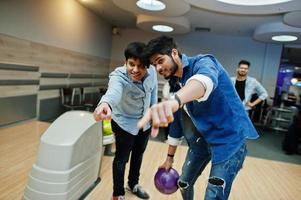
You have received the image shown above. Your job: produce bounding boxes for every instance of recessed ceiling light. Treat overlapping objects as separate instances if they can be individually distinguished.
[217,0,292,6]
[291,78,298,85]
[152,25,173,32]
[136,0,166,11]
[272,35,298,42]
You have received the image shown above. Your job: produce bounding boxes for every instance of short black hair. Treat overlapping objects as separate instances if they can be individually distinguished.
[238,60,251,67]
[124,42,149,67]
[145,35,180,58]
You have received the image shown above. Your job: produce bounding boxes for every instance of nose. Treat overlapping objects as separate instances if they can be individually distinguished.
[156,64,163,72]
[133,65,139,72]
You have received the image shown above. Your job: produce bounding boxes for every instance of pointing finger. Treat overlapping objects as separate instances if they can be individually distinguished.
[151,127,159,138]
[137,108,151,129]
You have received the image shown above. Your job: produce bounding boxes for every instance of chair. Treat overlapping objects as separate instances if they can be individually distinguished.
[60,88,85,111]
[80,88,95,112]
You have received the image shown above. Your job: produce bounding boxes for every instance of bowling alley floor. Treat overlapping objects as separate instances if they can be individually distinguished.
[1,120,301,200]
[152,125,301,165]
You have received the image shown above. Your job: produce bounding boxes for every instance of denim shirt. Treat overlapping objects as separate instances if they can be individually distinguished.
[230,76,268,110]
[169,54,258,164]
[99,65,158,135]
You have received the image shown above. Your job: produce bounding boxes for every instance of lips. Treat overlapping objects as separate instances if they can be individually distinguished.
[131,73,141,79]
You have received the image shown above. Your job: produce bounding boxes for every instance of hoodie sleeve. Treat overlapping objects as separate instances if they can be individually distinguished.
[150,66,158,106]
[99,72,123,109]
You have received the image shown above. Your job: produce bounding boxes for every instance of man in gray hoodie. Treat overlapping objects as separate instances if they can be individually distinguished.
[94,42,157,200]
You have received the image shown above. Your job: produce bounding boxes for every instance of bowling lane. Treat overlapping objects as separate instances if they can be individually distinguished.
[1,121,301,200]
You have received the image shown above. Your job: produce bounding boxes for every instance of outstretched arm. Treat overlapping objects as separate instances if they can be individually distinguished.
[93,102,112,121]
[94,74,123,121]
[138,79,205,137]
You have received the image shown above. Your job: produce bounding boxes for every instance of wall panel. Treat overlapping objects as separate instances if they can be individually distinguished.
[0,34,110,123]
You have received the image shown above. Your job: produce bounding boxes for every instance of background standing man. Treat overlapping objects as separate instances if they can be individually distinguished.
[231,60,268,117]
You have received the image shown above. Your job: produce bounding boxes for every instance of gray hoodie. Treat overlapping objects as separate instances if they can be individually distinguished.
[100,65,158,135]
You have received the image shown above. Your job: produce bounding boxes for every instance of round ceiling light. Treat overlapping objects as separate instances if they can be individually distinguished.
[187,0,300,15]
[136,0,166,11]
[152,25,173,32]
[113,0,190,17]
[253,22,301,43]
[137,15,190,34]
[217,0,292,6]
[272,35,298,42]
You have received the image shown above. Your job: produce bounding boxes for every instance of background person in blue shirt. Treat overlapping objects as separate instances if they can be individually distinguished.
[231,60,268,117]
[138,36,259,200]
[94,42,157,200]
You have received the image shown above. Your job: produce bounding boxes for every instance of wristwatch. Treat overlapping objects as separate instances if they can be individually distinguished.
[169,93,182,108]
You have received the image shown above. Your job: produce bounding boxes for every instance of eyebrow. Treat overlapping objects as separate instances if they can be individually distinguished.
[153,56,162,63]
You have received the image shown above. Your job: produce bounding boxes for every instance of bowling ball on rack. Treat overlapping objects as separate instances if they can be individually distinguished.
[102,119,113,136]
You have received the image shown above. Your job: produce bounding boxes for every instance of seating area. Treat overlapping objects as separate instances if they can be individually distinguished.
[60,88,98,112]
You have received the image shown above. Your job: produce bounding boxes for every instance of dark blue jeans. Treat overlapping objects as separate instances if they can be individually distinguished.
[205,143,247,200]
[111,120,150,196]
[178,113,247,200]
[178,113,211,200]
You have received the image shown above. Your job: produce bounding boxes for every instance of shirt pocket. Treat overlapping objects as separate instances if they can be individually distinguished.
[127,89,145,99]
[145,86,154,93]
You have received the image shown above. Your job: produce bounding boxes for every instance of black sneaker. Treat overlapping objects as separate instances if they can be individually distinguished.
[127,184,150,199]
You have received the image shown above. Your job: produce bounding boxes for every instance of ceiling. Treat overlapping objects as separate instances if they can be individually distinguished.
[78,0,301,44]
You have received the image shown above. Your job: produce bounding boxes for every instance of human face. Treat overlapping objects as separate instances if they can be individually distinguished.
[125,58,147,81]
[237,64,249,77]
[149,53,178,79]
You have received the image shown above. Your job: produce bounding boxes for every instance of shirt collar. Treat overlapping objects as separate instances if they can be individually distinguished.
[181,54,189,69]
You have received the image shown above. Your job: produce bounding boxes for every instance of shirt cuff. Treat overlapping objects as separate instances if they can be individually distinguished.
[186,74,213,102]
[167,135,183,146]
[259,94,268,100]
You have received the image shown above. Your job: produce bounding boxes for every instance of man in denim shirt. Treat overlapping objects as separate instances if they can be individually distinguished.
[231,60,268,115]
[138,36,258,200]
[160,78,204,200]
[94,42,157,200]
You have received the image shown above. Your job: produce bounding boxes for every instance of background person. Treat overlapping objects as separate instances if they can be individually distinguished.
[231,60,268,118]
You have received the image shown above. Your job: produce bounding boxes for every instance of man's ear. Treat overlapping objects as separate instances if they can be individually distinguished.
[171,48,179,59]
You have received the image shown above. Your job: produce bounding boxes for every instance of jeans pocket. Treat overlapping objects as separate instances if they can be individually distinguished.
[221,144,246,177]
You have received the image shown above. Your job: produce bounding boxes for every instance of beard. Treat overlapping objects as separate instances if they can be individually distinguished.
[238,71,247,77]
[164,56,179,80]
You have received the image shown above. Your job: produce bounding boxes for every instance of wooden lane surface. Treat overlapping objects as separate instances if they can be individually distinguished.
[0,121,301,200]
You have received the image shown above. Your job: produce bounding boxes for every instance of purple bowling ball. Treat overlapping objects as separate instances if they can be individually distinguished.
[154,168,179,195]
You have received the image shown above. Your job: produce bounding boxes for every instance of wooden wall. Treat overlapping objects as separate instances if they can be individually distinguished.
[0,33,110,125]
